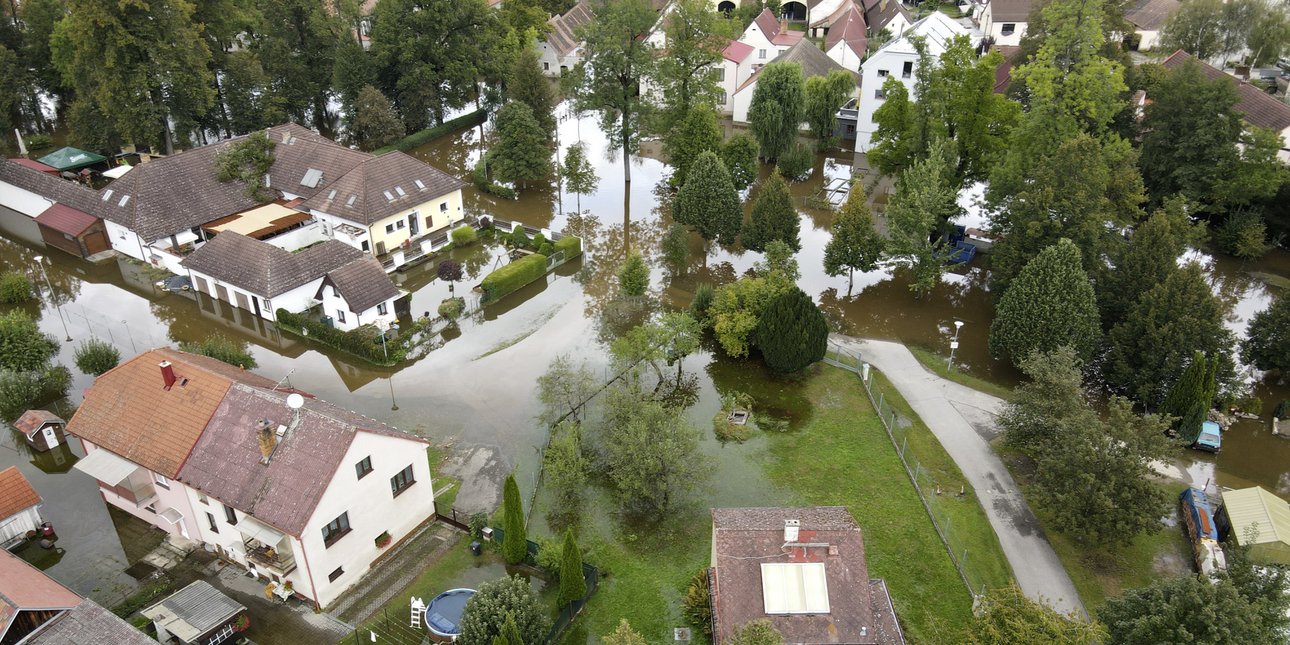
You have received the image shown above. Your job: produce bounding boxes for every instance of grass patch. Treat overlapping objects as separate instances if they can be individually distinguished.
[427,445,461,512]
[907,344,1015,401]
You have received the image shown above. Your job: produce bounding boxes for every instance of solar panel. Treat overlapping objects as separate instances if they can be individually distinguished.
[761,562,830,614]
[301,168,324,188]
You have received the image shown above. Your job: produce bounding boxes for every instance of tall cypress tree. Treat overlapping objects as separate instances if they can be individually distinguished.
[673,150,742,249]
[502,474,527,564]
[557,529,587,607]
[988,238,1101,367]
[742,171,800,252]
[1159,351,1213,442]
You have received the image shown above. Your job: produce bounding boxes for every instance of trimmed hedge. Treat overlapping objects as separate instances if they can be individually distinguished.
[554,236,582,259]
[451,225,477,246]
[373,109,487,155]
[276,309,408,365]
[481,253,549,302]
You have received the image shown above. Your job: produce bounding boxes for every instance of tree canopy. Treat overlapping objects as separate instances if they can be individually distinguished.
[823,184,885,290]
[457,575,552,645]
[491,101,552,189]
[742,171,800,252]
[748,62,804,161]
[673,150,742,248]
[754,287,828,373]
[988,239,1102,367]
[1243,294,1290,376]
[963,584,1106,644]
[348,85,405,151]
[803,70,855,149]
[883,139,960,296]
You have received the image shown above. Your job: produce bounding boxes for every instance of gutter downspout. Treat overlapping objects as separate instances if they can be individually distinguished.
[297,535,323,611]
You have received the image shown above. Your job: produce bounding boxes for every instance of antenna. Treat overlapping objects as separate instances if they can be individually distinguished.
[287,393,304,428]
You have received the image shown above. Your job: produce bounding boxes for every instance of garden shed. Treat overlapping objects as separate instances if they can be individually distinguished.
[140,580,246,645]
[13,409,67,452]
[34,203,110,259]
[1220,486,1290,565]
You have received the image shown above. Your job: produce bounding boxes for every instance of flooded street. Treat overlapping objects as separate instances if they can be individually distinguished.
[2,102,1289,608]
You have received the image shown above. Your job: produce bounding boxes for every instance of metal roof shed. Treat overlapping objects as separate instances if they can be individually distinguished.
[1221,486,1290,565]
[36,147,107,172]
[140,580,245,645]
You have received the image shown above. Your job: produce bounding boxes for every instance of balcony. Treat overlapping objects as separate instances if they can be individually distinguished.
[245,542,297,575]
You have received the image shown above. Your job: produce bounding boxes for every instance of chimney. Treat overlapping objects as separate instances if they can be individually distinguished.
[257,419,277,463]
[784,519,800,543]
[159,361,176,390]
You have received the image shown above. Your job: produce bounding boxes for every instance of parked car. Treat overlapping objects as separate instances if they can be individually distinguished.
[1193,420,1222,453]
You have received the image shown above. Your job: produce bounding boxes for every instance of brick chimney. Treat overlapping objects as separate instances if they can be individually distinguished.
[159,361,176,390]
[257,419,276,463]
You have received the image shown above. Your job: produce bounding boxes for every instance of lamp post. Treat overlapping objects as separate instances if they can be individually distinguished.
[947,320,964,370]
[31,256,72,342]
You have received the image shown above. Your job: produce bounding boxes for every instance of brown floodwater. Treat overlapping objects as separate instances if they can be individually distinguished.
[1,103,1287,610]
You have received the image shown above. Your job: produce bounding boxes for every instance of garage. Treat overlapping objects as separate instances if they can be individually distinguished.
[34,203,111,259]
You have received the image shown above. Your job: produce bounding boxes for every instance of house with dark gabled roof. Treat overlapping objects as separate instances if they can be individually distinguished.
[824,2,869,72]
[298,151,467,272]
[1124,0,1179,50]
[180,233,403,331]
[709,507,904,644]
[973,0,1030,47]
[538,0,593,77]
[0,549,154,645]
[1161,50,1290,162]
[66,349,436,608]
[731,39,860,123]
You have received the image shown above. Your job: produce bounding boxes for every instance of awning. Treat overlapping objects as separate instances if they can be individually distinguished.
[236,515,286,546]
[35,203,99,236]
[1221,486,1290,565]
[203,203,311,240]
[102,164,133,179]
[159,508,184,525]
[72,449,138,485]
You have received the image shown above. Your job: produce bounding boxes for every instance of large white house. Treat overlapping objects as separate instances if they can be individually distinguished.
[741,9,805,72]
[857,12,979,150]
[66,349,437,608]
[732,39,859,123]
[973,0,1030,47]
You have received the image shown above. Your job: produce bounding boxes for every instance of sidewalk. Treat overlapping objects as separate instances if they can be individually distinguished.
[831,335,1086,617]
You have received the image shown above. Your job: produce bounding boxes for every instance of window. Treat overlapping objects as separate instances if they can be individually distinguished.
[875,89,886,99]
[877,69,889,77]
[543,62,550,71]
[390,465,416,497]
[198,493,209,505]
[715,67,726,82]
[396,220,405,229]
[323,512,351,547]
[153,473,170,489]
[440,202,448,212]
[385,223,395,233]
[336,310,346,324]
[719,91,727,104]
[263,298,271,311]
[759,49,767,59]
[328,566,345,582]
[377,303,388,315]
[223,504,238,525]
[1001,23,1016,35]
[332,286,340,297]
[361,240,371,252]
[355,456,373,479]
[206,512,219,533]
[902,61,913,78]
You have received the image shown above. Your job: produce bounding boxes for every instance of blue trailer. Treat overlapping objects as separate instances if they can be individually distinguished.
[1180,487,1227,575]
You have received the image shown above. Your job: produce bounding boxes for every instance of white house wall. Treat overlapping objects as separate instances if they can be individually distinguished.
[182,486,312,600]
[1136,28,1161,50]
[318,285,396,332]
[296,433,435,608]
[263,221,329,251]
[828,42,865,73]
[0,506,42,543]
[858,49,919,150]
[186,267,322,321]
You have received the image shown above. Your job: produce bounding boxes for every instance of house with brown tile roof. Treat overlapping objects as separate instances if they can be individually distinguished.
[825,3,869,72]
[709,507,905,644]
[1125,0,1179,50]
[0,549,153,645]
[0,467,44,547]
[180,233,401,330]
[1162,50,1290,162]
[65,349,435,609]
[538,0,594,76]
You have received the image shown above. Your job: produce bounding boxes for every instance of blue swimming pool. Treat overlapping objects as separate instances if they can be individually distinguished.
[425,588,476,638]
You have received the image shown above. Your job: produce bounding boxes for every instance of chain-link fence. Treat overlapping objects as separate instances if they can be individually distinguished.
[825,343,993,601]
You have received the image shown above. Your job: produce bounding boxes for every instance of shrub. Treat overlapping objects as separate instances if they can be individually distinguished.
[538,242,554,256]
[276,309,408,365]
[682,569,713,637]
[372,108,487,154]
[179,334,257,368]
[438,297,465,321]
[24,134,53,151]
[617,253,649,297]
[437,260,464,283]
[472,159,519,200]
[478,217,493,230]
[0,310,59,372]
[0,366,70,422]
[468,512,488,541]
[451,226,478,247]
[553,235,582,259]
[509,227,531,249]
[690,283,715,325]
[74,339,120,375]
[0,272,32,304]
[1216,210,1270,260]
[480,254,548,302]
[531,233,547,249]
[457,576,552,645]
[534,536,562,577]
[754,287,828,373]
[776,143,814,181]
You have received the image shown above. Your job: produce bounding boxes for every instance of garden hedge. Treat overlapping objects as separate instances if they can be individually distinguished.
[554,236,582,259]
[373,109,487,155]
[276,309,406,365]
[481,254,549,302]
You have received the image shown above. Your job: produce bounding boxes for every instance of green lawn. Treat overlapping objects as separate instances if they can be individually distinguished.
[907,344,1015,401]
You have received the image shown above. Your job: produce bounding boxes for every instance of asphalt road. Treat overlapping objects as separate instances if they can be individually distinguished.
[831,335,1087,618]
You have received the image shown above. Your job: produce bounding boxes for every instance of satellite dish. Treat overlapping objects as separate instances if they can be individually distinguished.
[286,393,305,410]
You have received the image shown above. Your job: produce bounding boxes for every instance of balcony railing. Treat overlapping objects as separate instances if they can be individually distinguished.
[245,543,297,575]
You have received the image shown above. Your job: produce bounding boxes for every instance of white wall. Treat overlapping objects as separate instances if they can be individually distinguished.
[317,284,397,332]
[182,486,310,596]
[187,268,322,321]
[296,434,435,608]
[264,220,328,251]
[0,506,42,543]
[828,42,865,73]
[104,220,150,262]
[978,4,1025,46]
[1136,28,1161,50]
[536,41,580,77]
[0,181,53,217]
[857,49,918,150]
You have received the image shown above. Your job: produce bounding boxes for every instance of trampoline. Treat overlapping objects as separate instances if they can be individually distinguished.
[425,588,476,640]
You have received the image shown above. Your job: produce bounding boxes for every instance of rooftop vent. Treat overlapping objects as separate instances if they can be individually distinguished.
[301,168,324,188]
[784,519,800,543]
[281,131,292,144]
[414,179,426,190]
[263,173,272,188]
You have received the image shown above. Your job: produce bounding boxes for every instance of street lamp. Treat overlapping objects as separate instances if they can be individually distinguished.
[947,320,964,370]
[31,256,72,342]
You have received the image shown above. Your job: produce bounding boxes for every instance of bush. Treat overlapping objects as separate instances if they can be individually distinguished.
[690,283,715,325]
[682,569,713,637]
[74,339,120,375]
[755,287,828,373]
[1216,210,1270,260]
[553,235,582,259]
[468,512,488,541]
[509,227,530,249]
[480,253,548,302]
[24,134,53,151]
[776,143,814,181]
[0,272,32,304]
[531,233,547,249]
[179,334,257,368]
[276,309,408,365]
[472,159,518,200]
[0,366,70,422]
[618,253,649,297]
[538,242,554,256]
[534,536,562,577]
[457,575,552,645]
[438,297,465,321]
[451,226,477,247]
[372,108,487,154]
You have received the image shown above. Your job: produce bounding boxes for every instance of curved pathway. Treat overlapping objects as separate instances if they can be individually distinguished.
[830,335,1087,617]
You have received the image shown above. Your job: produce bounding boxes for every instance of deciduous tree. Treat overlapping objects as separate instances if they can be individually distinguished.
[988,239,1101,367]
[509,46,557,139]
[999,346,1091,456]
[1140,61,1242,207]
[655,0,731,130]
[720,133,760,192]
[1159,0,1227,61]
[1242,294,1290,376]
[598,384,708,514]
[884,140,959,297]
[603,619,647,645]
[253,0,344,134]
[664,104,723,187]
[348,85,406,151]
[661,223,691,275]
[803,70,855,149]
[561,142,598,213]
[742,171,800,252]
[709,243,797,357]
[823,184,885,291]
[964,584,1107,644]
[673,151,742,249]
[748,62,804,161]
[1099,568,1290,645]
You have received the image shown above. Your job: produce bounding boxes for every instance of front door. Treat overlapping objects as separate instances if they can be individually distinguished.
[408,213,419,236]
[41,426,59,448]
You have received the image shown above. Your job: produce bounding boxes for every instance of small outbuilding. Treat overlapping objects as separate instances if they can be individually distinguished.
[0,466,44,547]
[14,410,68,452]
[1219,486,1290,566]
[34,203,111,259]
[141,580,247,645]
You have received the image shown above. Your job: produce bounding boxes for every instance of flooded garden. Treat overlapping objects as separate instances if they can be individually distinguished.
[3,99,1290,639]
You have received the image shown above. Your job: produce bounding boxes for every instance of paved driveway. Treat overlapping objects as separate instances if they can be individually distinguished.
[831,335,1086,617]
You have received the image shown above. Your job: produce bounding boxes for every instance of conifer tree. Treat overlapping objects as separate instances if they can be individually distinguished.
[674,151,742,249]
[618,253,650,297]
[492,102,552,190]
[501,474,527,564]
[754,287,828,373]
[509,46,557,139]
[348,85,406,151]
[720,133,760,192]
[557,529,587,607]
[742,171,800,252]
[665,104,723,187]
[988,239,1101,367]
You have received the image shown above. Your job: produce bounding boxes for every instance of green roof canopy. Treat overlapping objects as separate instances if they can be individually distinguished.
[1221,486,1290,565]
[37,146,107,171]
